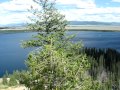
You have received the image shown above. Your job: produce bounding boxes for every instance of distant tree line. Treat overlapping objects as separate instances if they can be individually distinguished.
[0,27,9,29]
[84,48,120,71]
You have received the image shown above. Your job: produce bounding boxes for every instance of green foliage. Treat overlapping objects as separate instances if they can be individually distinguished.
[12,70,21,80]
[22,0,67,48]
[2,71,9,85]
[9,75,18,86]
[2,75,8,85]
[22,40,101,90]
[2,71,18,87]
[20,0,101,90]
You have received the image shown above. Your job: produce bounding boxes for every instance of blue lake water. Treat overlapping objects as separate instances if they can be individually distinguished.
[0,31,120,77]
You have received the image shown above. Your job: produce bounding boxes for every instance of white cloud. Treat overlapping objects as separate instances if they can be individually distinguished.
[112,0,120,2]
[59,0,120,22]
[0,0,39,11]
[60,5,120,22]
[0,12,32,25]
[0,0,120,25]
[57,0,96,9]
[0,0,40,25]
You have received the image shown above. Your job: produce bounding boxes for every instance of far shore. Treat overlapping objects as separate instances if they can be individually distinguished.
[1,25,120,31]
[66,25,120,31]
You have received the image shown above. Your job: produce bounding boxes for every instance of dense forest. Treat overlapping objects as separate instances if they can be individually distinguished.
[84,48,120,89]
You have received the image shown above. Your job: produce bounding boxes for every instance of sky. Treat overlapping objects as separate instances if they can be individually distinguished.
[0,0,120,25]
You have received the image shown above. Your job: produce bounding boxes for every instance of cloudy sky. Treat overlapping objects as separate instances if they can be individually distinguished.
[0,0,120,25]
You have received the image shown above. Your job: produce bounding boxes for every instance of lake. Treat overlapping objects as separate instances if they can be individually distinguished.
[0,31,120,77]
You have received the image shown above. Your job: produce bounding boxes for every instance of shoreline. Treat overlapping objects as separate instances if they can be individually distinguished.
[66,25,120,31]
[1,25,120,31]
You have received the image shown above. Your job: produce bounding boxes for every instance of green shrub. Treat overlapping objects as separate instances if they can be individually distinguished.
[20,0,101,90]
[2,75,8,85]
[9,76,18,86]
[2,71,9,85]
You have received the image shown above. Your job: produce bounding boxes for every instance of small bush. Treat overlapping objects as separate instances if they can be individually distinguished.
[9,76,18,86]
[2,75,8,85]
[2,71,9,85]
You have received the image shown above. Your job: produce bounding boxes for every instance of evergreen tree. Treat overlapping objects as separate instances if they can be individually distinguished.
[21,0,100,90]
[22,0,67,48]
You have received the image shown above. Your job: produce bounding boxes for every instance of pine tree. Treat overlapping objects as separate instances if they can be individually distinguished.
[20,0,101,90]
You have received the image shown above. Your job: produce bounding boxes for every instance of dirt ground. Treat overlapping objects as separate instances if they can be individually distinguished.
[0,86,27,90]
